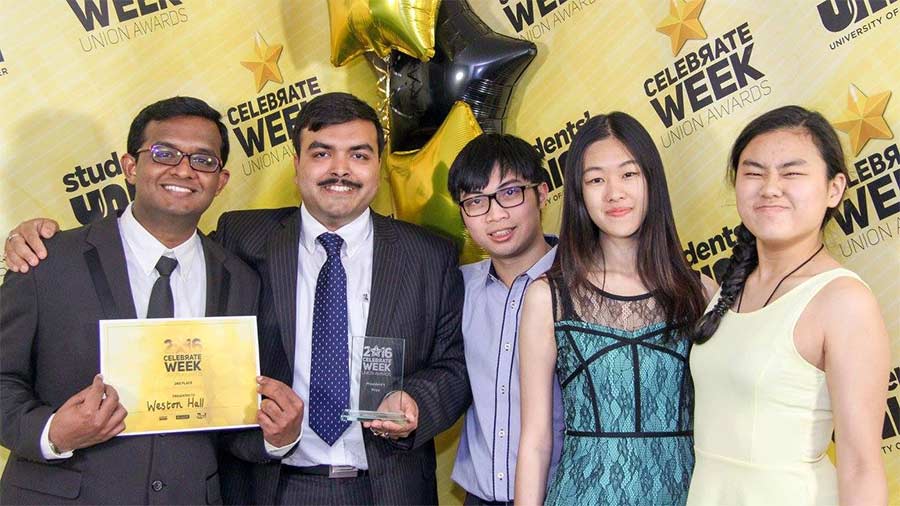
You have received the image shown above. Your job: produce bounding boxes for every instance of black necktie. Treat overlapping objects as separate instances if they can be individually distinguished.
[147,256,178,318]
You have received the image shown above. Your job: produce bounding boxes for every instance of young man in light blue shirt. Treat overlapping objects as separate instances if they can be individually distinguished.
[448,134,565,506]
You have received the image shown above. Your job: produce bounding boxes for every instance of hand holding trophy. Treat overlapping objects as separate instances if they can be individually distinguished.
[364,391,419,440]
[342,336,418,439]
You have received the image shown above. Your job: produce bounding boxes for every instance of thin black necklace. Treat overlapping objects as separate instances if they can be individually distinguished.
[736,243,825,312]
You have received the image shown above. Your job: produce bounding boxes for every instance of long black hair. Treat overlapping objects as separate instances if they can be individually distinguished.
[549,112,705,336]
[692,105,849,343]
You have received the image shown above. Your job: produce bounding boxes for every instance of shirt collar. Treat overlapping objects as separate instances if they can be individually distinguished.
[484,234,559,286]
[118,203,202,279]
[299,204,372,258]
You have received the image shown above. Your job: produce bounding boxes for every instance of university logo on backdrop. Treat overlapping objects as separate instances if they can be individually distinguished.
[885,366,900,454]
[815,0,898,50]
[646,0,771,150]
[226,32,322,180]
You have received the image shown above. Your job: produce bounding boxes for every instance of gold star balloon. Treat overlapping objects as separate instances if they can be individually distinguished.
[656,0,707,56]
[833,84,893,156]
[328,0,440,67]
[385,101,487,264]
[370,157,396,219]
[240,32,284,92]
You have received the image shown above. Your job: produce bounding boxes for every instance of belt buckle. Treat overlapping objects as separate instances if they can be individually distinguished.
[328,465,359,479]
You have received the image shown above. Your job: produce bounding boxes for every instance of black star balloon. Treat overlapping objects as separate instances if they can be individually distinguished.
[389,0,537,151]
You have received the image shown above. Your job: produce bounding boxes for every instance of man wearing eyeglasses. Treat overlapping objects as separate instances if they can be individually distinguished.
[0,96,302,504]
[447,134,565,506]
[3,93,468,505]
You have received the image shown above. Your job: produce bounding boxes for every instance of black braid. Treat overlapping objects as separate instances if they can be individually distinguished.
[692,224,758,344]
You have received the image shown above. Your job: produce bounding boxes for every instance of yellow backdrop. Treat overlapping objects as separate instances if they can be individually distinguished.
[1,1,897,503]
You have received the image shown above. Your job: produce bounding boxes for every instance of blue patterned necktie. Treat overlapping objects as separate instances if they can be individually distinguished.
[308,232,351,445]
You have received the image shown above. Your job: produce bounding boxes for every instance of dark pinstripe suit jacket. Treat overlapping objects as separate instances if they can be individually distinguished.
[0,215,263,505]
[215,207,469,505]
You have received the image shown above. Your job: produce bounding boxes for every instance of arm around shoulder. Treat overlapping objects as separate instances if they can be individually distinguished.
[3,218,60,273]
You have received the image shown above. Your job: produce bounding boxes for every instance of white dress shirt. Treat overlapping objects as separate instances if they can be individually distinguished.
[119,203,207,319]
[42,205,299,459]
[41,204,206,459]
[283,204,373,469]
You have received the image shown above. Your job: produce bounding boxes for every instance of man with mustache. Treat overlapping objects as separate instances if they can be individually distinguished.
[4,92,469,505]
[214,92,469,505]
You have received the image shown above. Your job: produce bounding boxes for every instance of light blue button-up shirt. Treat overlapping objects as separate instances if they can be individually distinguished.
[452,237,565,502]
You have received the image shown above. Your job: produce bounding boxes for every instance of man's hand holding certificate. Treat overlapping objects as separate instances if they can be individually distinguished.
[256,376,304,447]
[99,316,296,437]
[47,374,127,453]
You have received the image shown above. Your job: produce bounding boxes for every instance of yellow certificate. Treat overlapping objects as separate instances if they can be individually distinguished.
[99,316,260,436]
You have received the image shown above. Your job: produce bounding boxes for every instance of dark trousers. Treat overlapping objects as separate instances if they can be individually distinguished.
[465,492,513,506]
[275,471,374,505]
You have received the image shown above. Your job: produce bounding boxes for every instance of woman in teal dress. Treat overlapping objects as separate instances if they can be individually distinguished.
[516,112,715,505]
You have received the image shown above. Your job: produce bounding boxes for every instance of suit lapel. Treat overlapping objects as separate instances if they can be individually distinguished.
[268,210,301,369]
[200,234,231,317]
[366,213,402,337]
[84,216,137,320]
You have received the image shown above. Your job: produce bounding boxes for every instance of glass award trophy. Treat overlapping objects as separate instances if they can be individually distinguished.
[342,336,407,423]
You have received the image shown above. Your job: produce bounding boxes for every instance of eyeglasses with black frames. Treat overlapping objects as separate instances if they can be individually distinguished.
[458,183,540,217]
[134,144,223,173]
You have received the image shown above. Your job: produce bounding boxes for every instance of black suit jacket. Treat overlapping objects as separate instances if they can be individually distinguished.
[0,216,262,505]
[215,208,469,505]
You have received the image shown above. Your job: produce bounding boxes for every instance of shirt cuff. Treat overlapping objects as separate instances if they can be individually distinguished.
[263,425,303,458]
[40,414,74,460]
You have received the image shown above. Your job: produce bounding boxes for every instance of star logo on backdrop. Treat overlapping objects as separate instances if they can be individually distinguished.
[833,84,893,156]
[240,32,284,92]
[656,0,707,56]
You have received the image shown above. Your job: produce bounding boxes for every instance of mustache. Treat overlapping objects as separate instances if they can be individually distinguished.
[317,178,363,189]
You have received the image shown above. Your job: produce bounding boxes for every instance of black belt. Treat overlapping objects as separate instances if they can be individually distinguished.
[282,464,369,478]
[466,493,513,506]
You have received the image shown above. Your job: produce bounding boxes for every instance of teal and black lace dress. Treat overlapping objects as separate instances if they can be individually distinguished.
[544,276,694,506]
